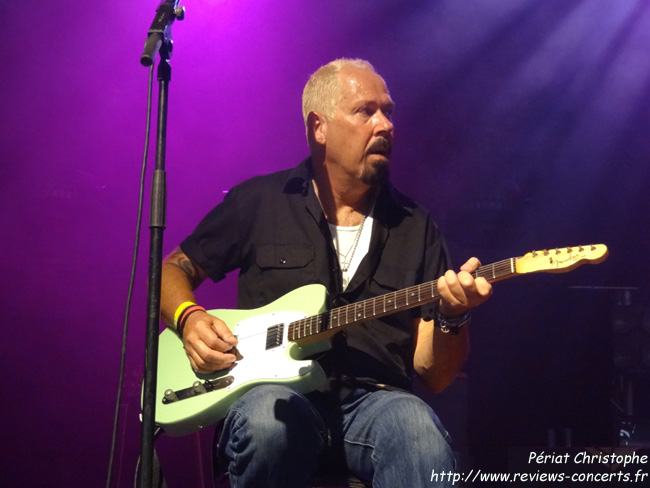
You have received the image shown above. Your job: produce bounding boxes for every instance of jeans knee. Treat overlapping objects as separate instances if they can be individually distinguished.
[342,390,455,484]
[223,385,325,457]
[218,386,325,486]
[366,392,452,454]
[398,395,449,438]
[388,394,454,467]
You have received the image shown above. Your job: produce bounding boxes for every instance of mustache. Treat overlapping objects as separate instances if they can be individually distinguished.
[367,138,392,156]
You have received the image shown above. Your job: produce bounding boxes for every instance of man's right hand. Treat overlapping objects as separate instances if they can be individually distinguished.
[182,311,239,373]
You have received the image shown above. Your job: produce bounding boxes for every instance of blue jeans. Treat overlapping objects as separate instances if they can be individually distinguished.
[217,384,456,487]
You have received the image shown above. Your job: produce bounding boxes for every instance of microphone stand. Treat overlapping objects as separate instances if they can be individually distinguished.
[139,2,184,487]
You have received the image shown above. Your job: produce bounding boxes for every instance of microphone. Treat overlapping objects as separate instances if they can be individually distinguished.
[140,0,185,67]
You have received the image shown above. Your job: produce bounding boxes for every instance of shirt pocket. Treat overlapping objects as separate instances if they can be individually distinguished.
[254,244,317,300]
[256,244,315,270]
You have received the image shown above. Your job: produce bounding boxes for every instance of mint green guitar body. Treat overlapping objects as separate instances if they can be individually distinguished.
[154,284,330,437]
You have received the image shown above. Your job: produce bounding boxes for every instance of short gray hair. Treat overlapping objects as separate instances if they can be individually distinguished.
[301,58,376,127]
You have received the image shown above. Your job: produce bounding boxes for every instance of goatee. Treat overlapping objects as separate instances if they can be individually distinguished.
[361,158,390,186]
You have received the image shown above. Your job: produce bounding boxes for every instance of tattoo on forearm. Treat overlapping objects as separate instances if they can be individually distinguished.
[168,249,202,288]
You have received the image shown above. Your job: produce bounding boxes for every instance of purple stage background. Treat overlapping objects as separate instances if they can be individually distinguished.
[2,1,649,486]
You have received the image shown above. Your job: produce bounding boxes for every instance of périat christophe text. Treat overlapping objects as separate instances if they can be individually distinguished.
[529,450,647,468]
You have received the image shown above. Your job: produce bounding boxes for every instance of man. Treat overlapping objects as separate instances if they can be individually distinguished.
[160,58,492,487]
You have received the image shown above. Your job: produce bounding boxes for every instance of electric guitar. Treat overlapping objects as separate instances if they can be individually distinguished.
[154,244,608,436]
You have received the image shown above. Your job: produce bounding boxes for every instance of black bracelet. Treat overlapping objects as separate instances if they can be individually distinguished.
[433,308,472,335]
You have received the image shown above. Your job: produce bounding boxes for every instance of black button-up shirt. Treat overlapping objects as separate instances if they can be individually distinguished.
[181,158,451,391]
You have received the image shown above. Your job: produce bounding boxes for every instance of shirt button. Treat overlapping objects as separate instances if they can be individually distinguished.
[280,258,287,265]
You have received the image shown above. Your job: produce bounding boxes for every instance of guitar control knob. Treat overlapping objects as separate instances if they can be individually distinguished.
[164,389,178,403]
[193,381,207,394]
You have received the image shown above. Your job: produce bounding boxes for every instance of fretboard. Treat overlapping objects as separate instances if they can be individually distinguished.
[287,258,516,342]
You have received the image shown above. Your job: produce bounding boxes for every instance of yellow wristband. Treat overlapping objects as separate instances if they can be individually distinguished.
[174,301,196,327]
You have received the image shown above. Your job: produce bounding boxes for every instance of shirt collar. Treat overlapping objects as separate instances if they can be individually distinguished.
[282,156,414,220]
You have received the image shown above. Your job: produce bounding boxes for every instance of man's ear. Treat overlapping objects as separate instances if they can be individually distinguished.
[308,112,327,145]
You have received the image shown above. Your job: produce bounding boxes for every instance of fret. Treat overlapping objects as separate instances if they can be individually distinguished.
[408,287,417,306]
[355,302,364,320]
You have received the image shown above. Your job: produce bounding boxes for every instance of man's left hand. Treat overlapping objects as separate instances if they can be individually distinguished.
[436,257,492,317]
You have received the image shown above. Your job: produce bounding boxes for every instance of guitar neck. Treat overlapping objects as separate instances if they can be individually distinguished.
[288,258,517,343]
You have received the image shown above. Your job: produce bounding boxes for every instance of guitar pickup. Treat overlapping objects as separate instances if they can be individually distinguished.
[265,323,285,350]
[162,375,235,404]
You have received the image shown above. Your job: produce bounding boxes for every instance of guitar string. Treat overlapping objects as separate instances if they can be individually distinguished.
[288,248,605,339]
[289,259,517,339]
[291,260,515,336]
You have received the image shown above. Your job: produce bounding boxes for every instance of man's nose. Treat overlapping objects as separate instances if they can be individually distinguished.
[374,110,394,135]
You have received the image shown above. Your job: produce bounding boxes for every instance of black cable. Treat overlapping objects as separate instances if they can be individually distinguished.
[106,63,156,488]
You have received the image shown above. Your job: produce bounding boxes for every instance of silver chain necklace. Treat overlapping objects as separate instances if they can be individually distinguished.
[337,214,368,272]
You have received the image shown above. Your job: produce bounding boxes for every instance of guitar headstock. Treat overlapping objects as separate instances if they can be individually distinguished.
[515,244,609,274]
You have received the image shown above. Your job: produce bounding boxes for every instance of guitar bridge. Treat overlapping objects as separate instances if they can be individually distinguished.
[162,375,235,404]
